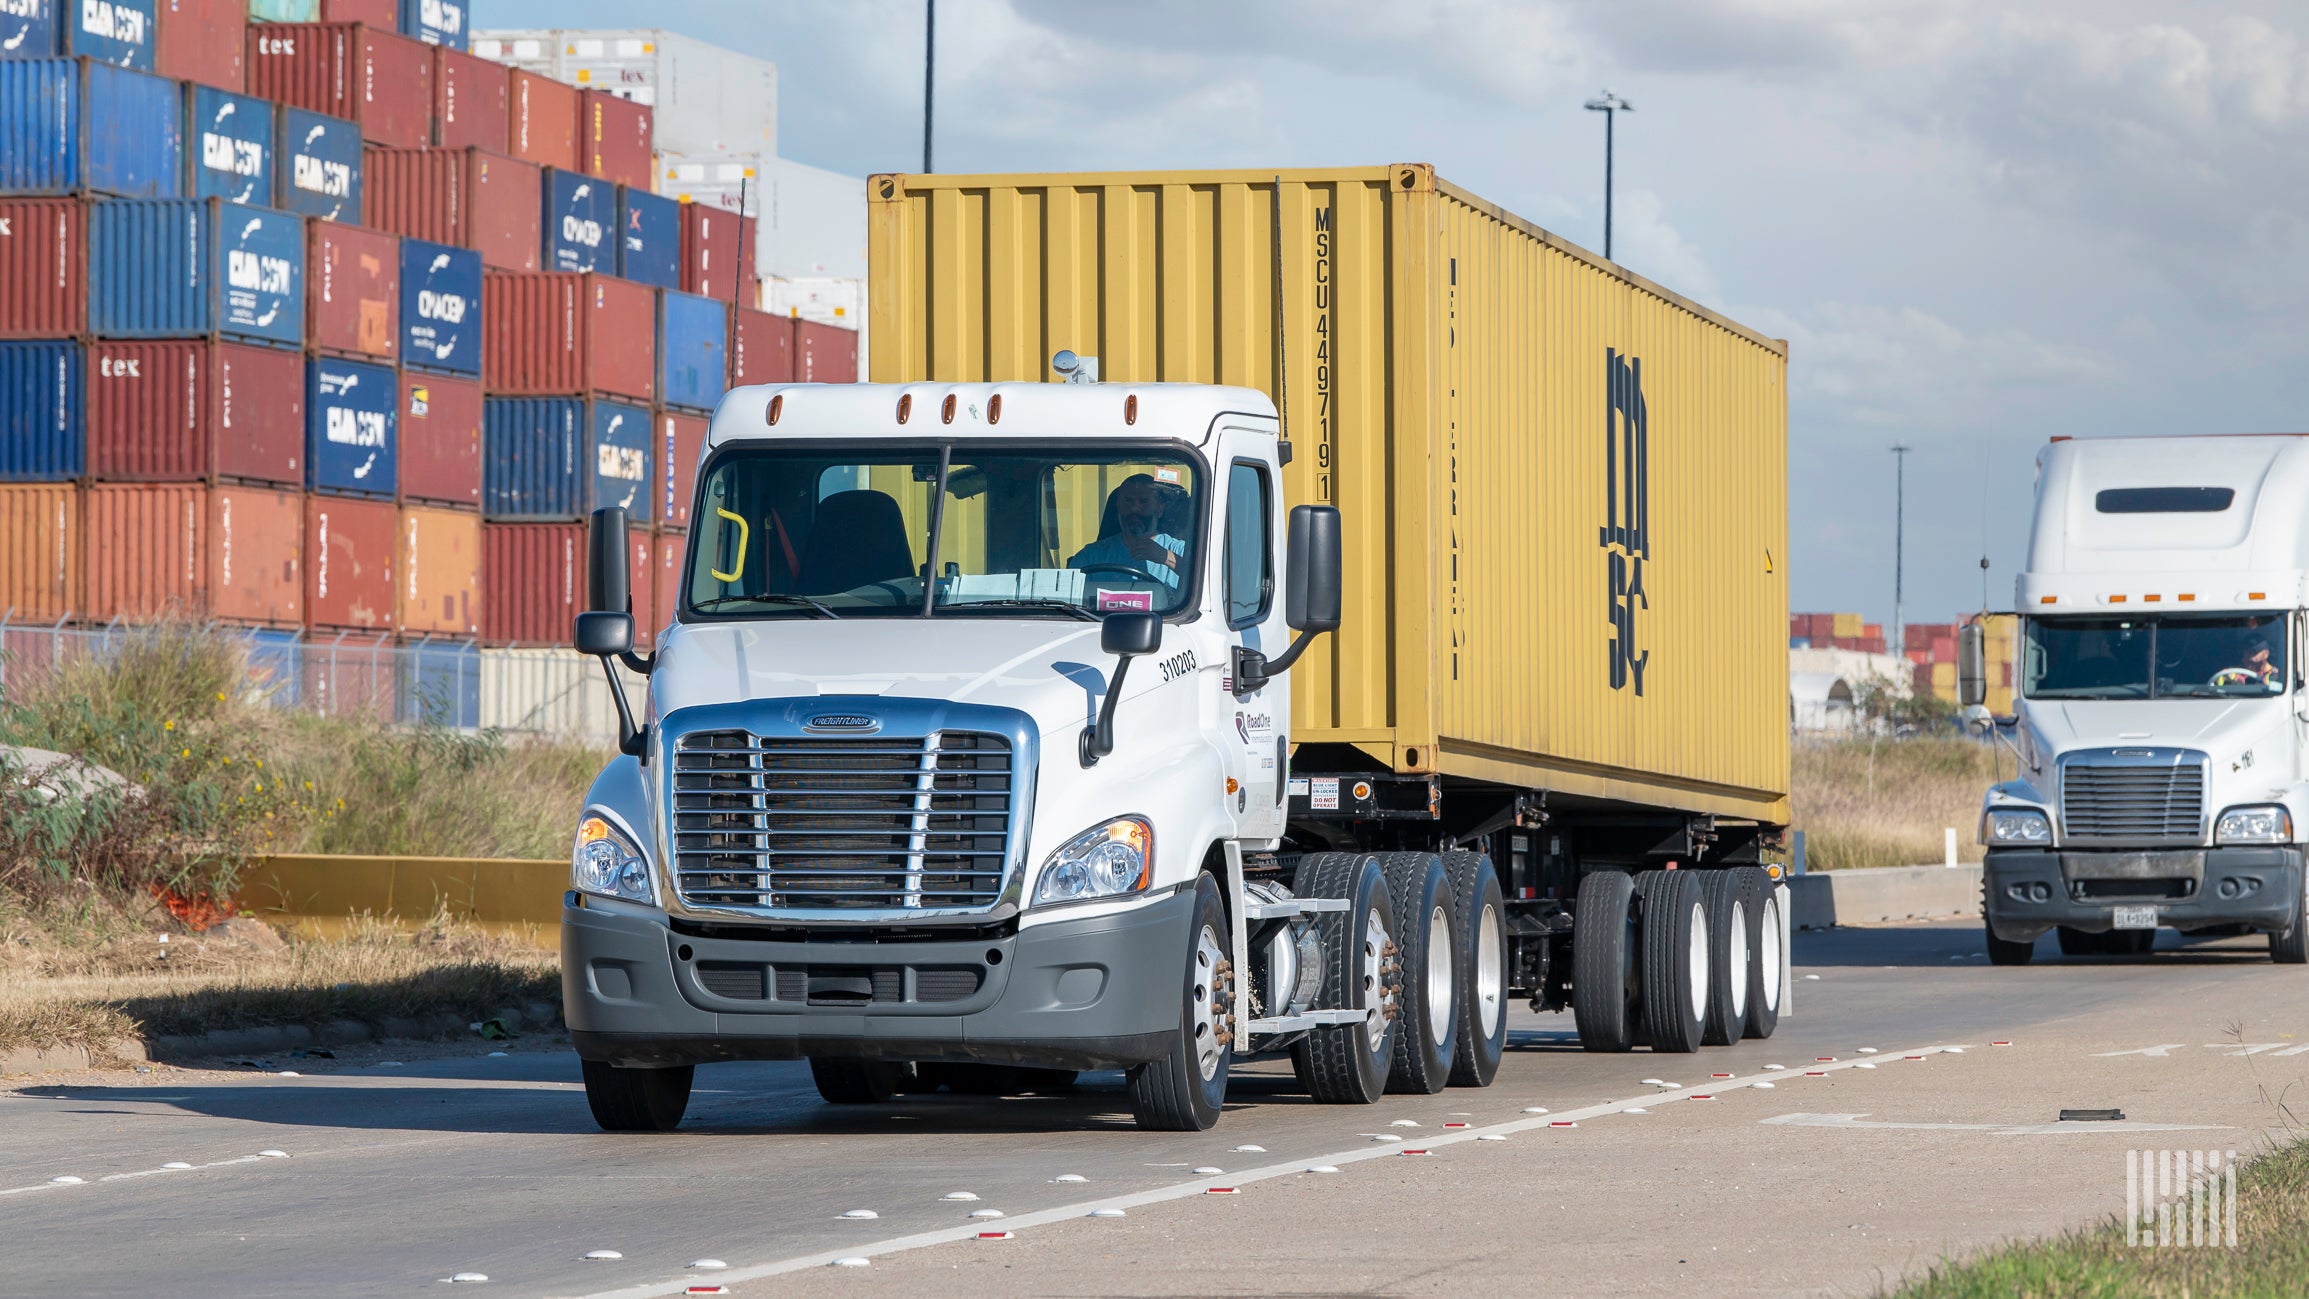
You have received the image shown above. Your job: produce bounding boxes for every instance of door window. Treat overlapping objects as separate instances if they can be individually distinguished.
[1224,463,1273,627]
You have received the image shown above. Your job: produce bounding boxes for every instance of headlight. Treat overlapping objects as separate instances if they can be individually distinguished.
[1033,816,1153,907]
[1984,808,2052,845]
[573,813,655,903]
[2217,805,2293,846]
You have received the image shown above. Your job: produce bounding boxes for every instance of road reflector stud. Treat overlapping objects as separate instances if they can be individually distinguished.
[1806,1071,1827,1077]
[1550,1120,1578,1127]
[687,1288,729,1296]
[1713,1072,1732,1078]
[1402,1148,1433,1156]
[1053,1174,1087,1183]
[841,1209,879,1219]
[1090,1208,1127,1218]
[1444,1122,1468,1128]
[968,1209,1004,1219]
[687,1260,728,1270]
[1478,1133,1507,1141]
[832,1257,871,1267]
[1993,1041,2011,1047]
[1206,1187,1238,1195]
[942,1192,979,1201]
[582,1250,623,1261]
[977,1230,1015,1239]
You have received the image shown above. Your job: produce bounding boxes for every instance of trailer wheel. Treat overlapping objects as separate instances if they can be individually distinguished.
[2273,870,2307,965]
[581,1059,693,1132]
[1636,870,1707,1053]
[1571,870,1639,1052]
[809,1058,909,1104]
[1290,852,1399,1103]
[1984,916,2036,966]
[1696,871,1748,1046]
[1127,874,1234,1130]
[1736,868,1781,1040]
[1442,851,1508,1087]
[1378,853,1459,1095]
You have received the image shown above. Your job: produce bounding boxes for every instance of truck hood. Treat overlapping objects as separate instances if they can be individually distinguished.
[2021,697,2297,788]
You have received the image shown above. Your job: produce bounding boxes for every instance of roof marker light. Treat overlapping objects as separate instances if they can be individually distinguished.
[766,394,782,425]
[987,393,1002,424]
[2143,594,2161,603]
[2040,595,2057,604]
[896,393,912,424]
[2108,594,2127,603]
[2179,593,2196,602]
[2250,592,2268,601]
[1125,394,1138,425]
[942,393,957,424]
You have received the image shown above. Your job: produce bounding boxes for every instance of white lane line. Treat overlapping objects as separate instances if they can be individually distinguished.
[1,1154,267,1198]
[1759,1113,2229,1136]
[571,1044,1973,1298]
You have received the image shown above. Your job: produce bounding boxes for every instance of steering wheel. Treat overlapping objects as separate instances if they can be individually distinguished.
[2210,667,2263,688]
[1076,563,1156,581]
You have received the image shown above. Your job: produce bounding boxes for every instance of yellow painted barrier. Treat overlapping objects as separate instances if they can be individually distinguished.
[235,855,566,943]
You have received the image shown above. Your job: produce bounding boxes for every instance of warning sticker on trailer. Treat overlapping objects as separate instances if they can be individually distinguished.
[1310,777,1339,811]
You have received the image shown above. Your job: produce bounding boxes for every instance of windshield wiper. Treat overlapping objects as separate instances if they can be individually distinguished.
[691,594,841,620]
[943,598,1100,622]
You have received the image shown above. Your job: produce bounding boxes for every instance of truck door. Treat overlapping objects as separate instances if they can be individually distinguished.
[1221,454,1288,839]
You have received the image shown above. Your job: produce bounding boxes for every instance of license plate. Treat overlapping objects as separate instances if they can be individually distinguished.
[2112,906,2158,930]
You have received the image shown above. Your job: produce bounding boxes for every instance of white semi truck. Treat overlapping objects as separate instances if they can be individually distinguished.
[1976,434,2309,964]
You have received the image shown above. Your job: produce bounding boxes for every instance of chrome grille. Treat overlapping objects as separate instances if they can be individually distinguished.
[671,729,1015,912]
[2060,756,2205,842]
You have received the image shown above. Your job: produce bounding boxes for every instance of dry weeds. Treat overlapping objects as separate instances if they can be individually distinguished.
[1793,736,2004,871]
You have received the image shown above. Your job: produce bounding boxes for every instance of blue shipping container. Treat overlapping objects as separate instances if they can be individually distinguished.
[542,167,612,273]
[400,641,479,726]
[0,59,182,197]
[484,396,649,519]
[0,0,59,58]
[659,290,728,414]
[60,0,152,69]
[0,340,83,481]
[396,0,466,50]
[275,105,359,222]
[242,627,302,708]
[306,356,398,498]
[187,84,274,206]
[400,237,481,376]
[89,198,304,344]
[616,185,679,290]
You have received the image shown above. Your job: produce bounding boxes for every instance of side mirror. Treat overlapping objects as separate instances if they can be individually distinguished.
[574,610,634,658]
[1284,504,1342,633]
[1083,612,1161,766]
[581,506,646,756]
[1957,623,1987,709]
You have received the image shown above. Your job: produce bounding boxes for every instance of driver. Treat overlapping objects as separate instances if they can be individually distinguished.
[1068,473,1188,589]
[2212,631,2280,689]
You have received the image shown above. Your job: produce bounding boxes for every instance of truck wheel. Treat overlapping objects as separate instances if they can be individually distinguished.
[809,1058,910,1104]
[1572,869,1639,1052]
[581,1059,693,1132]
[2055,925,2100,957]
[1636,870,1707,1054]
[1696,871,1748,1045]
[1442,851,1508,1087]
[1127,874,1234,1130]
[1984,917,2036,966]
[2272,869,2307,965]
[1736,868,1781,1040]
[1289,852,1399,1103]
[1378,853,1460,1094]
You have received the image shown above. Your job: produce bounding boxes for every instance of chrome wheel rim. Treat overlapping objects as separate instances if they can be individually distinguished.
[1759,893,1784,1012]
[1361,905,1393,1037]
[1686,903,1709,1015]
[1475,901,1504,1034]
[1726,898,1749,1021]
[1425,903,1453,1046]
[1191,922,1226,1082]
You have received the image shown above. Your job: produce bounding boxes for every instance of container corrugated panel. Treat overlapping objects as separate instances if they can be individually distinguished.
[481,395,645,520]
[62,0,155,69]
[579,88,648,189]
[398,235,479,375]
[868,165,1792,821]
[0,60,76,196]
[656,408,704,529]
[400,641,478,726]
[481,270,653,400]
[82,482,204,621]
[625,523,654,644]
[0,484,81,619]
[651,529,682,645]
[245,22,432,150]
[793,317,854,383]
[186,84,273,205]
[541,166,610,273]
[507,68,576,172]
[589,398,649,519]
[431,44,503,149]
[308,219,397,359]
[305,354,397,497]
[658,288,725,413]
[615,185,678,289]
[275,105,360,221]
[480,520,580,644]
[0,0,59,57]
[397,502,477,633]
[363,145,538,271]
[88,197,305,344]
[85,61,187,197]
[208,483,302,626]
[85,339,303,484]
[398,368,480,507]
[304,491,393,629]
[678,199,743,303]
[396,0,466,50]
[729,305,790,385]
[0,341,82,481]
[157,0,245,93]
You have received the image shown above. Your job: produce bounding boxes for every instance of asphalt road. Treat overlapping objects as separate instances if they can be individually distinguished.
[5,921,2306,1297]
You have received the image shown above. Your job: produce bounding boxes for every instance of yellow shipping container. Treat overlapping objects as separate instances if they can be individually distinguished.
[869,165,1790,823]
[1831,612,1864,639]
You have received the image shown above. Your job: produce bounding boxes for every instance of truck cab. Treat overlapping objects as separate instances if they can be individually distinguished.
[1978,435,2309,964]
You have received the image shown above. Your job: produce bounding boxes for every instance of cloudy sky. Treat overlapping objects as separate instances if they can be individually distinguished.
[478,0,2309,632]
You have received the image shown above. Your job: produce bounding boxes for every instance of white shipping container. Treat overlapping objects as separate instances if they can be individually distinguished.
[478,647,644,745]
[655,150,765,216]
[761,156,865,280]
[472,27,776,159]
[764,276,860,327]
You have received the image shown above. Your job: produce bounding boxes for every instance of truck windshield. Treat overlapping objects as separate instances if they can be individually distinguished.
[684,446,1202,619]
[2024,614,2289,699]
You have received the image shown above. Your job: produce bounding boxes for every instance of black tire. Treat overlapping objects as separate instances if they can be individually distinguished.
[1736,868,1781,1040]
[1289,852,1398,1103]
[1377,853,1459,1095]
[1571,869,1639,1053]
[1636,870,1706,1054]
[1695,871,1747,1046]
[1127,874,1233,1130]
[580,1059,693,1132]
[2055,925,2102,957]
[1442,851,1508,1088]
[809,1058,906,1104]
[1985,917,2036,966]
[2272,870,2307,964]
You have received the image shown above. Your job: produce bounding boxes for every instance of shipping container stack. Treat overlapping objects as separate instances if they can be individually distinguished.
[1787,612,1887,656]
[1903,614,2019,715]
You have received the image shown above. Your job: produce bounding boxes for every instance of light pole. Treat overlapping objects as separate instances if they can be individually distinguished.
[1891,444,1910,660]
[1584,90,1632,260]
[922,0,935,173]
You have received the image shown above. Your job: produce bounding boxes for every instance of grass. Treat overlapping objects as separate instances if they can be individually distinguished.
[1890,1137,2309,1297]
[1792,735,2003,870]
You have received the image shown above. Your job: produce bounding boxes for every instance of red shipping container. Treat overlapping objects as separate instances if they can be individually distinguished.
[433,45,508,151]
[626,525,655,645]
[319,0,394,28]
[507,69,579,173]
[794,319,858,384]
[85,340,304,486]
[158,0,248,92]
[652,530,684,641]
[398,370,481,509]
[363,146,541,273]
[308,220,399,361]
[579,89,651,189]
[678,201,747,304]
[482,271,656,401]
[729,306,791,386]
[1929,635,1956,663]
[0,199,85,339]
[247,22,435,150]
[82,484,204,622]
[304,628,396,722]
[209,484,303,627]
[483,521,583,645]
[655,410,705,531]
[305,493,395,630]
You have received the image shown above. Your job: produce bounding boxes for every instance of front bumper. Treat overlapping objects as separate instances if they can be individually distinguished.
[1984,847,2303,941]
[562,888,1192,1070]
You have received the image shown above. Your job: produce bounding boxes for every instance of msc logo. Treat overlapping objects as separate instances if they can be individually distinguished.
[1600,347,1651,696]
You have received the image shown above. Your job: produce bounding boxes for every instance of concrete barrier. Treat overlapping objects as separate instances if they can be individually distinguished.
[1788,863,1984,931]
[235,854,565,938]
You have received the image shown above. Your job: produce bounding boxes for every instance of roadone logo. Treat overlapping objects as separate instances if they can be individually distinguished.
[1601,347,1651,696]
